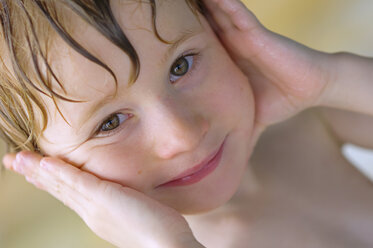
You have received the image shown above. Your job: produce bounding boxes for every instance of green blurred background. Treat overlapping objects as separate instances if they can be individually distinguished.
[1,0,373,247]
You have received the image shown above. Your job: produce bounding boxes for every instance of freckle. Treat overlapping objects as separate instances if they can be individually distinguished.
[137,170,142,175]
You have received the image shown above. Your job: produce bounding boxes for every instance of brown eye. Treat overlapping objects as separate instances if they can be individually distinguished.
[170,55,194,83]
[171,57,189,76]
[100,113,128,132]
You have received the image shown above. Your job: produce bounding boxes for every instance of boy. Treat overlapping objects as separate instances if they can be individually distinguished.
[2,0,373,247]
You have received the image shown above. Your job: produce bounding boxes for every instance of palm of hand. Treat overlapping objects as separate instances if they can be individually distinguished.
[204,0,331,126]
[3,152,195,248]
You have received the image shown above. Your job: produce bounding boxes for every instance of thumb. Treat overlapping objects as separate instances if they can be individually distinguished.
[202,0,264,33]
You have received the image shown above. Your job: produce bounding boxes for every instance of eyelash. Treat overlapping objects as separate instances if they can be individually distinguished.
[170,51,202,84]
[94,113,133,137]
[94,51,202,138]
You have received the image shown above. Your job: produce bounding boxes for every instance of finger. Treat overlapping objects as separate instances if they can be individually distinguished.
[11,151,42,177]
[12,152,94,216]
[38,158,133,220]
[37,157,104,215]
[204,0,260,32]
[2,153,16,171]
[40,157,103,198]
[203,0,235,31]
[203,4,221,34]
[216,0,262,31]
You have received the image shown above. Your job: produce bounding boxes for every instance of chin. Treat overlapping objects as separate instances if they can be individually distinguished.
[164,190,236,215]
[152,122,256,215]
[158,162,249,215]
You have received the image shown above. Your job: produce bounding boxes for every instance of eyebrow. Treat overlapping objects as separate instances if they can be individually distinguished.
[159,27,204,65]
[77,28,204,132]
[77,93,116,133]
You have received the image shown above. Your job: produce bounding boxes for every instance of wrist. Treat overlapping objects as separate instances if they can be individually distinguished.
[179,239,205,248]
[163,234,205,248]
[317,52,373,115]
[172,236,205,248]
[152,228,205,248]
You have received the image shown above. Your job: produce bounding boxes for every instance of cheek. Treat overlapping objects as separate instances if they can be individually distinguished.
[203,56,255,130]
[68,143,150,190]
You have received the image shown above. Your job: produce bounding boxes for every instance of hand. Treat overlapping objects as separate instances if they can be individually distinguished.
[3,152,204,248]
[203,0,333,126]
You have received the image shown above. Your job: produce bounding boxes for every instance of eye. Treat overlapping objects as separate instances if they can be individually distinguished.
[97,113,130,136]
[169,55,195,83]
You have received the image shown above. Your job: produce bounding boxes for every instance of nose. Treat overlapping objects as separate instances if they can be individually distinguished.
[146,96,210,160]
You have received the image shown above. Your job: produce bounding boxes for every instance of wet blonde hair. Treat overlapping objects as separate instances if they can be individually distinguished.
[0,0,205,153]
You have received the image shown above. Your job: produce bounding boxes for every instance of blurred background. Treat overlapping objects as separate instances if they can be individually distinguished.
[1,0,373,247]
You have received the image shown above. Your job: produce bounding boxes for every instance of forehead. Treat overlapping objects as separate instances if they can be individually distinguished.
[48,0,203,100]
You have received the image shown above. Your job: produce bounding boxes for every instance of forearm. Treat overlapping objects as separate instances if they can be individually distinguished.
[318,52,373,116]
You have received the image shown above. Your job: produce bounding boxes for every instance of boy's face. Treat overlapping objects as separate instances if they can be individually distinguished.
[39,0,256,214]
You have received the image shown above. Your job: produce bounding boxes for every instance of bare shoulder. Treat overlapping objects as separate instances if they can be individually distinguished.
[250,106,373,208]
[189,108,373,248]
[250,107,373,247]
[317,106,373,149]
[188,108,373,248]
[252,107,343,158]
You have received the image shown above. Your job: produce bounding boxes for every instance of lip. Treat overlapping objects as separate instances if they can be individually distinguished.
[156,137,227,188]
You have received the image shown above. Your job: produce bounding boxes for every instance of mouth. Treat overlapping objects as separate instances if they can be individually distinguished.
[156,136,227,188]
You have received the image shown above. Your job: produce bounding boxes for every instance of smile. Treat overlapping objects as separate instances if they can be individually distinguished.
[156,137,226,188]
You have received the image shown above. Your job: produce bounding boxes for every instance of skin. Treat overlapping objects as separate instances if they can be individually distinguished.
[37,0,260,215]
[7,0,373,246]
[2,0,328,246]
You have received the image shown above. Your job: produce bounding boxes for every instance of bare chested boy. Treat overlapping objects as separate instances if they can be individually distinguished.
[2,0,373,247]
